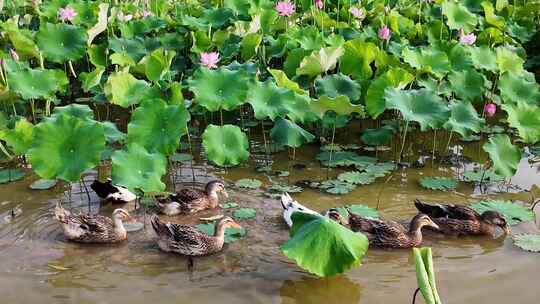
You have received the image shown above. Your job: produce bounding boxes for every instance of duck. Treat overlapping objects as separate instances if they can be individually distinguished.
[54,204,131,243]
[151,214,241,256]
[280,193,348,227]
[91,179,137,204]
[154,180,228,216]
[414,199,510,236]
[348,211,439,248]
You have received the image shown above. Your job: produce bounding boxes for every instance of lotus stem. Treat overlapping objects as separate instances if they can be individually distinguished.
[220,109,224,126]
[444,131,454,156]
[261,120,269,166]
[30,99,36,123]
[432,129,437,166]
[398,120,409,164]
[411,288,420,304]
[185,127,196,183]
[326,122,336,180]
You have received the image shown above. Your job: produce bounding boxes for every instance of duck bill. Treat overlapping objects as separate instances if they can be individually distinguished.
[430,222,440,230]
[230,222,242,229]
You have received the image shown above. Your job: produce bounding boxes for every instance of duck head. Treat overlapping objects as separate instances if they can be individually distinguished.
[327,208,349,226]
[481,211,510,234]
[410,213,440,231]
[112,209,131,221]
[206,180,228,198]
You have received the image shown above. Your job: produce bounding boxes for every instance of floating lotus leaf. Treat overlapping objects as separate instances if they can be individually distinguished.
[442,1,477,32]
[496,47,524,75]
[413,247,442,304]
[335,204,380,219]
[0,118,33,155]
[235,178,262,189]
[385,88,450,131]
[483,134,521,177]
[362,163,394,177]
[29,179,57,190]
[498,72,540,105]
[419,177,458,191]
[104,71,150,108]
[248,80,294,120]
[233,207,257,220]
[402,48,451,78]
[447,69,485,102]
[365,67,414,118]
[512,234,540,252]
[102,122,126,143]
[127,99,190,155]
[297,47,344,77]
[337,171,376,185]
[361,125,396,146]
[111,143,167,193]
[319,180,356,194]
[311,95,364,119]
[315,74,361,102]
[196,222,246,243]
[36,23,87,63]
[339,39,378,80]
[8,68,68,100]
[268,183,303,193]
[469,46,498,72]
[317,151,376,168]
[28,115,105,182]
[471,200,533,225]
[0,169,25,184]
[51,104,94,120]
[202,124,249,167]
[281,212,369,277]
[502,102,540,144]
[269,118,315,148]
[463,169,505,183]
[189,67,250,112]
[269,69,308,95]
[219,202,239,209]
[79,67,104,92]
[443,101,484,138]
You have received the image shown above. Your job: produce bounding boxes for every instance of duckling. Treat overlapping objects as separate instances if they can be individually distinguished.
[414,199,510,236]
[54,204,131,243]
[280,193,348,227]
[91,179,137,204]
[151,215,241,256]
[154,180,228,216]
[348,212,439,248]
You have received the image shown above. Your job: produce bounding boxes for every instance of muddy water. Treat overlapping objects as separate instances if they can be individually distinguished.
[0,138,539,304]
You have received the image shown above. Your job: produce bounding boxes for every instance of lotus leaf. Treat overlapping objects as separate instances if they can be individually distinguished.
[297,47,344,77]
[469,46,498,71]
[285,93,318,124]
[502,102,540,144]
[196,222,246,243]
[443,101,484,138]
[104,71,150,108]
[87,3,109,45]
[311,95,364,119]
[447,69,485,102]
[471,200,533,225]
[268,69,307,95]
[365,67,414,118]
[413,247,442,304]
[0,169,25,184]
[402,48,451,78]
[102,122,126,144]
[315,74,361,102]
[419,177,458,191]
[241,33,262,60]
[248,80,294,120]
[29,179,57,190]
[335,204,380,219]
[36,23,87,63]
[111,143,167,193]
[317,151,376,168]
[219,202,239,209]
[337,171,376,185]
[269,118,315,148]
[51,104,94,120]
[496,47,524,75]
[442,1,477,32]
[362,163,395,177]
[4,28,39,59]
[202,124,249,167]
[79,67,104,92]
[269,183,303,193]
[0,119,33,155]
[339,39,378,80]
[28,115,105,182]
[483,134,521,177]
[8,69,68,100]
[189,67,250,112]
[361,125,396,146]
[498,72,540,105]
[234,178,262,189]
[233,207,257,220]
[284,48,310,77]
[281,212,369,277]
[319,180,356,194]
[512,234,540,252]
[144,48,176,82]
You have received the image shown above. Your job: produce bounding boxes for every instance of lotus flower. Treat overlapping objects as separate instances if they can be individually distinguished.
[275,1,295,17]
[315,0,323,9]
[484,103,496,117]
[349,7,365,19]
[9,49,19,61]
[200,52,220,69]
[58,6,77,22]
[459,29,476,45]
[378,25,391,41]
[117,12,133,22]
[141,10,152,18]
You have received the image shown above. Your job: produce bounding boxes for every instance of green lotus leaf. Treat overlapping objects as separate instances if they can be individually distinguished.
[419,177,458,191]
[104,71,150,108]
[110,52,136,67]
[88,44,107,67]
[189,67,250,112]
[413,247,442,304]
[502,102,540,144]
[442,1,477,32]
[219,202,239,209]
[337,171,377,185]
[512,234,540,252]
[143,48,176,82]
[362,162,395,177]
[315,74,361,102]
[317,151,376,168]
[319,180,356,194]
[289,26,325,51]
[87,3,109,45]
[447,69,485,102]
[284,48,310,77]
[443,101,484,138]
[248,80,294,120]
[471,200,533,225]
[241,33,262,60]
[127,99,190,155]
[496,47,524,75]
[469,46,498,72]
[8,68,68,100]
[0,169,25,184]
[269,118,315,148]
[79,67,104,92]
[233,207,257,220]
[36,23,87,63]
[268,182,303,194]
[335,204,380,219]
[339,39,378,80]
[51,104,94,120]
[269,69,308,95]
[481,1,505,29]
[483,134,521,177]
[0,118,33,155]
[102,121,125,144]
[284,93,318,124]
[196,222,246,243]
[402,48,451,78]
[361,125,396,146]
[4,28,39,59]
[446,43,473,71]
[28,115,105,182]
[498,72,540,105]
[297,47,344,77]
[366,67,414,118]
[29,179,57,190]
[506,21,535,43]
[311,95,364,119]
[202,124,249,167]
[463,169,505,183]
[385,88,450,131]
[234,178,262,189]
[111,143,167,193]
[281,212,369,277]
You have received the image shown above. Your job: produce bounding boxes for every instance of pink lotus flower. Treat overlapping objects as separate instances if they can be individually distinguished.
[58,6,77,22]
[459,28,476,45]
[9,49,19,61]
[117,12,133,22]
[315,0,323,9]
[141,10,152,18]
[484,103,496,117]
[349,7,365,19]
[200,52,220,69]
[378,25,391,40]
[275,1,295,17]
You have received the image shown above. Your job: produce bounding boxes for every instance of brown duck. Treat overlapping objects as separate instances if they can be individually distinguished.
[348,211,439,248]
[155,180,228,216]
[414,199,510,236]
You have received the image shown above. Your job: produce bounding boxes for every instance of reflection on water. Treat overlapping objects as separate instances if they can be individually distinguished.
[281,275,362,304]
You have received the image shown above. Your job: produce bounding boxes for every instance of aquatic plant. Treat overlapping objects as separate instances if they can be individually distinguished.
[412,247,442,304]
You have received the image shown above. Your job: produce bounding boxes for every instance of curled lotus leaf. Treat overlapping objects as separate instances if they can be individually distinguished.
[365,67,414,118]
[502,102,540,145]
[311,95,364,119]
[413,247,442,304]
[36,23,87,63]
[51,104,94,120]
[248,80,294,121]
[8,68,68,100]
[339,39,378,80]
[104,71,150,108]
[269,69,308,95]
[498,72,540,105]
[402,48,451,78]
[442,1,478,32]
[296,47,344,77]
[0,118,34,155]
[482,134,521,177]
[335,204,380,219]
[269,118,315,148]
[443,101,484,138]
[202,124,249,167]
[471,200,533,225]
[315,73,361,102]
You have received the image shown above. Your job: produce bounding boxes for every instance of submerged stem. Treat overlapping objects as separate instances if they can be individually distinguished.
[398,120,409,164]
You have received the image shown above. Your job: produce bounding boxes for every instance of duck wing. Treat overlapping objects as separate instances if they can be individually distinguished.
[76,213,114,233]
[414,199,480,220]
[151,215,212,255]
[175,188,205,202]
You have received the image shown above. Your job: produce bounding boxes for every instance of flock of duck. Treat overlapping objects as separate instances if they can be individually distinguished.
[54,179,511,258]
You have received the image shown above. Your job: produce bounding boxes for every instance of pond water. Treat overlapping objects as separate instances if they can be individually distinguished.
[0,135,539,304]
